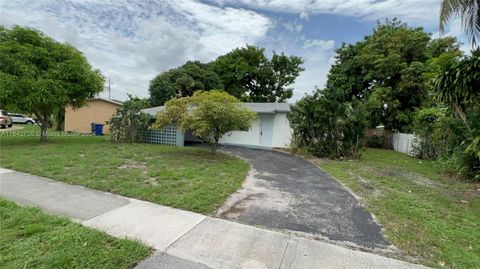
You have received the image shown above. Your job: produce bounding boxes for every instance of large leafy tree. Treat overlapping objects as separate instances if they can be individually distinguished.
[440,0,480,46]
[0,25,104,141]
[324,19,461,132]
[149,61,223,106]
[209,45,304,102]
[154,90,257,153]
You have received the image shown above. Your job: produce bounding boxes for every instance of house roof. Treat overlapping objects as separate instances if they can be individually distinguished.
[142,102,292,117]
[92,98,123,106]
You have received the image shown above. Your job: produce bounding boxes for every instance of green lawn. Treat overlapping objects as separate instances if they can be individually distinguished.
[0,199,150,269]
[0,125,250,214]
[314,148,480,269]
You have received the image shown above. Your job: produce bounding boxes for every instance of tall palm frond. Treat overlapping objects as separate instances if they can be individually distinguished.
[440,0,480,47]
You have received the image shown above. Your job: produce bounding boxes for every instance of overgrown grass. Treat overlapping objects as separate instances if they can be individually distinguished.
[0,199,150,269]
[314,148,480,269]
[0,125,250,214]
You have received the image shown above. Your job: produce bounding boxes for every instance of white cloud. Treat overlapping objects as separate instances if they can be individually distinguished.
[303,39,335,50]
[0,0,272,101]
[284,22,303,33]
[2,0,467,104]
[209,0,440,26]
[292,40,336,100]
[299,11,309,20]
[432,18,474,53]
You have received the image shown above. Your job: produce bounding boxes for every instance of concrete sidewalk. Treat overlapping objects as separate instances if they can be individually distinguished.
[0,168,429,269]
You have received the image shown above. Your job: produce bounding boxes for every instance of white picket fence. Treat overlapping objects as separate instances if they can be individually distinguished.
[391,133,417,156]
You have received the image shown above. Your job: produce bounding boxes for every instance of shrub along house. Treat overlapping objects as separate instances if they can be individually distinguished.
[141,103,293,149]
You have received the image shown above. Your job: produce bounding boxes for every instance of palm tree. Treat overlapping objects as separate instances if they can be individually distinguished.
[440,0,480,46]
[434,50,480,129]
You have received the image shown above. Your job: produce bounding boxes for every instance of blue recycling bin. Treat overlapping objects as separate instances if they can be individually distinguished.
[91,123,104,136]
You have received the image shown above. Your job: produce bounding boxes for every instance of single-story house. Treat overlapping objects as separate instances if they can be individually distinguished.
[65,98,122,134]
[142,103,293,149]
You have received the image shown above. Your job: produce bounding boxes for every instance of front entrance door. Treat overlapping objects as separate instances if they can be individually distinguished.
[260,114,274,146]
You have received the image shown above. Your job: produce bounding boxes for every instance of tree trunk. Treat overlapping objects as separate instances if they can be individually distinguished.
[210,139,218,154]
[40,114,49,142]
[453,103,470,131]
[55,110,65,131]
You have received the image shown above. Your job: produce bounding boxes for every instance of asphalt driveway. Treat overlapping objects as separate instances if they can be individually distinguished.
[218,146,389,249]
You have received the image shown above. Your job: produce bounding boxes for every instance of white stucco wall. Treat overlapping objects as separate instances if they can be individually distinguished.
[271,112,292,148]
[219,117,261,146]
[218,112,292,148]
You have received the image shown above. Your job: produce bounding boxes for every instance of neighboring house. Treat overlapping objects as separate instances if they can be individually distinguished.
[65,98,122,134]
[142,103,293,148]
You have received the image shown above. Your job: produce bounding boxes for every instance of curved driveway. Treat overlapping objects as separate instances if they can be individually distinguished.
[218,146,389,249]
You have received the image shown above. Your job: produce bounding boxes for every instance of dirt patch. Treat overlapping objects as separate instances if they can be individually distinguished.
[218,193,265,217]
[465,184,480,198]
[346,171,383,197]
[216,169,294,219]
[118,162,147,169]
[143,177,158,186]
[379,169,445,189]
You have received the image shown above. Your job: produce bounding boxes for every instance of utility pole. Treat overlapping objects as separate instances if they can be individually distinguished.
[108,78,111,100]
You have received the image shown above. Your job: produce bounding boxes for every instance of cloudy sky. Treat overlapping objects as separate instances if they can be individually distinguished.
[0,0,468,101]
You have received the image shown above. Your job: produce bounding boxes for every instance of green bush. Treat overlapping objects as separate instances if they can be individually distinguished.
[109,96,151,143]
[366,135,384,148]
[437,147,479,180]
[462,107,480,180]
[432,50,480,180]
[412,107,465,160]
[413,106,479,180]
[288,91,368,159]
